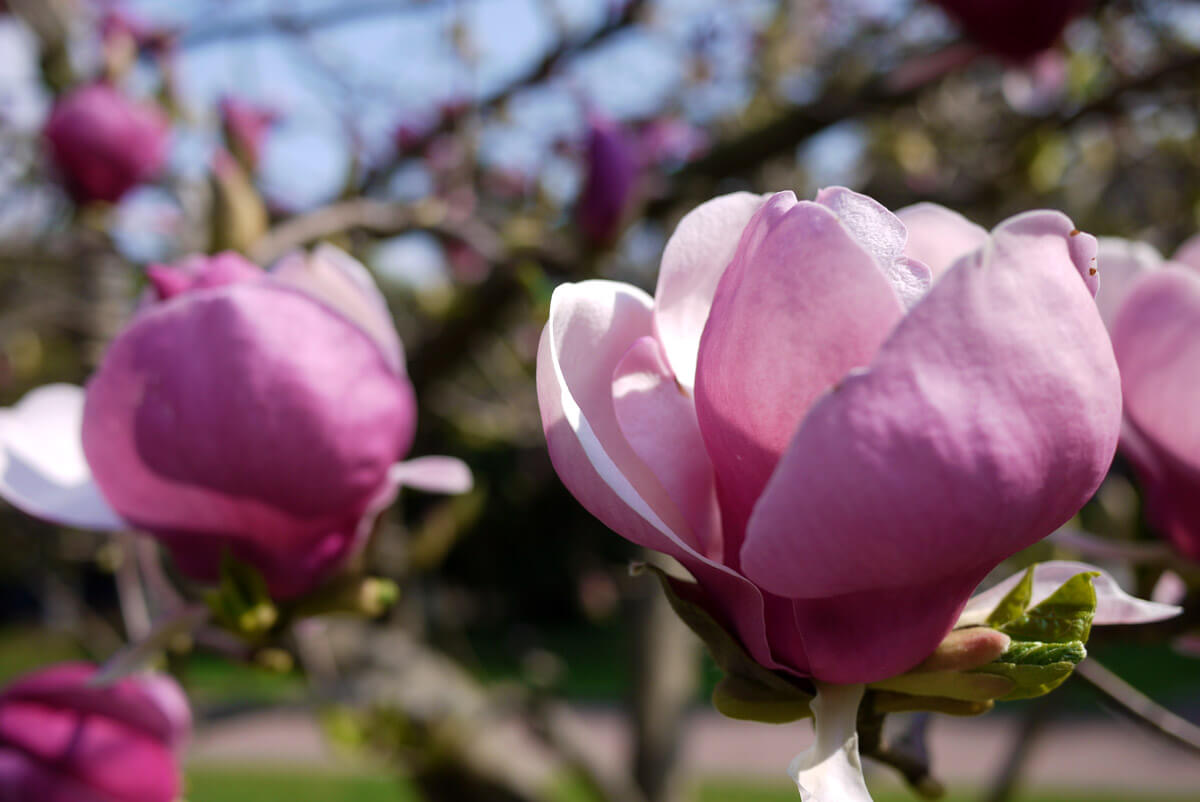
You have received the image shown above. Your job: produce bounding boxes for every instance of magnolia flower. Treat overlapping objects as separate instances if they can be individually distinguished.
[0,246,471,600]
[541,187,1120,684]
[929,0,1088,62]
[1093,236,1200,561]
[43,84,169,205]
[539,187,1170,799]
[219,96,278,173]
[0,663,190,802]
[574,113,639,246]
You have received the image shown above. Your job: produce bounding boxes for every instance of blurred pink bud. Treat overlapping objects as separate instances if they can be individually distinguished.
[1002,50,1070,114]
[0,247,471,600]
[1095,237,1200,562]
[929,0,1089,62]
[43,84,169,204]
[574,114,640,246]
[393,113,437,154]
[446,240,490,284]
[219,96,279,172]
[637,117,709,168]
[539,188,1120,683]
[0,663,189,802]
[100,10,175,55]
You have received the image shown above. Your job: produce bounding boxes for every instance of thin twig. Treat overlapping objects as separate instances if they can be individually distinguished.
[248,197,504,264]
[858,707,944,799]
[113,533,152,642]
[361,0,649,192]
[92,604,210,685]
[980,698,1055,802]
[1074,658,1200,757]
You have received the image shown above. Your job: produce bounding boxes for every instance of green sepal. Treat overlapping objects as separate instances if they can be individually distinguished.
[985,567,1034,629]
[974,661,1078,700]
[972,571,1097,701]
[712,675,815,723]
[996,640,1086,667]
[998,572,1099,644]
[637,564,814,723]
[205,551,278,639]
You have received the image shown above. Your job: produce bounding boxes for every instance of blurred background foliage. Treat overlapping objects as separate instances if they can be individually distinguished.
[0,0,1199,800]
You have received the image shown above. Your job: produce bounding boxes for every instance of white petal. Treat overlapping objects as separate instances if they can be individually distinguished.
[958,560,1181,628]
[1094,237,1165,331]
[816,186,931,309]
[389,456,473,494]
[272,244,405,372]
[789,682,873,802]
[0,384,124,530]
[654,192,763,391]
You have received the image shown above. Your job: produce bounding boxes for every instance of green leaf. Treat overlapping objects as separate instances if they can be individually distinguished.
[999,572,1098,644]
[997,640,1087,666]
[713,675,814,723]
[971,571,1098,701]
[977,661,1079,701]
[869,669,1014,702]
[986,567,1034,629]
[639,564,814,723]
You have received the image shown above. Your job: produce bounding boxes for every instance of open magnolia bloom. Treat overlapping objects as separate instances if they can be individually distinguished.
[0,662,190,802]
[1091,236,1200,562]
[0,245,471,601]
[538,188,1178,800]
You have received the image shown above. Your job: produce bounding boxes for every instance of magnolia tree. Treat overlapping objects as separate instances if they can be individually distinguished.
[0,1,1198,802]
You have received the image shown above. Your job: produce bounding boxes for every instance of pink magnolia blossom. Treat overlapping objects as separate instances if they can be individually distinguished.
[929,0,1088,62]
[0,246,471,600]
[1094,236,1200,561]
[538,188,1121,684]
[574,113,639,246]
[219,96,279,172]
[43,84,169,204]
[0,663,189,802]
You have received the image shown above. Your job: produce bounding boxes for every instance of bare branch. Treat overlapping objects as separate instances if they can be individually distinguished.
[1074,658,1200,758]
[248,197,504,265]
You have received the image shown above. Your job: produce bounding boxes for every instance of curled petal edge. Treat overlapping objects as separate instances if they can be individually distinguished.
[389,456,473,494]
[957,560,1181,628]
[0,384,125,531]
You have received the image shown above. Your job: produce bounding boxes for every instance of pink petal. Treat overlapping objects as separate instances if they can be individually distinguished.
[815,186,932,308]
[1172,233,1200,272]
[1152,570,1187,607]
[3,664,190,751]
[0,749,114,802]
[1112,267,1200,560]
[896,202,989,279]
[693,193,905,565]
[0,664,184,802]
[536,279,799,674]
[741,211,1120,682]
[1093,237,1165,330]
[272,245,405,373]
[81,282,415,600]
[612,336,722,561]
[389,456,473,494]
[0,703,179,802]
[653,191,763,390]
[1113,268,1200,473]
[958,561,1181,627]
[0,385,125,531]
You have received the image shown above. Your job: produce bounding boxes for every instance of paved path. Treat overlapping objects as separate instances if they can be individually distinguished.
[189,707,1200,793]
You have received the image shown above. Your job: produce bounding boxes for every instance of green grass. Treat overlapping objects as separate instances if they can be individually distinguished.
[185,768,1200,802]
[187,767,416,802]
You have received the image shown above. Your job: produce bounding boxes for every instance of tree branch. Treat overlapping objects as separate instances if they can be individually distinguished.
[1073,658,1200,758]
